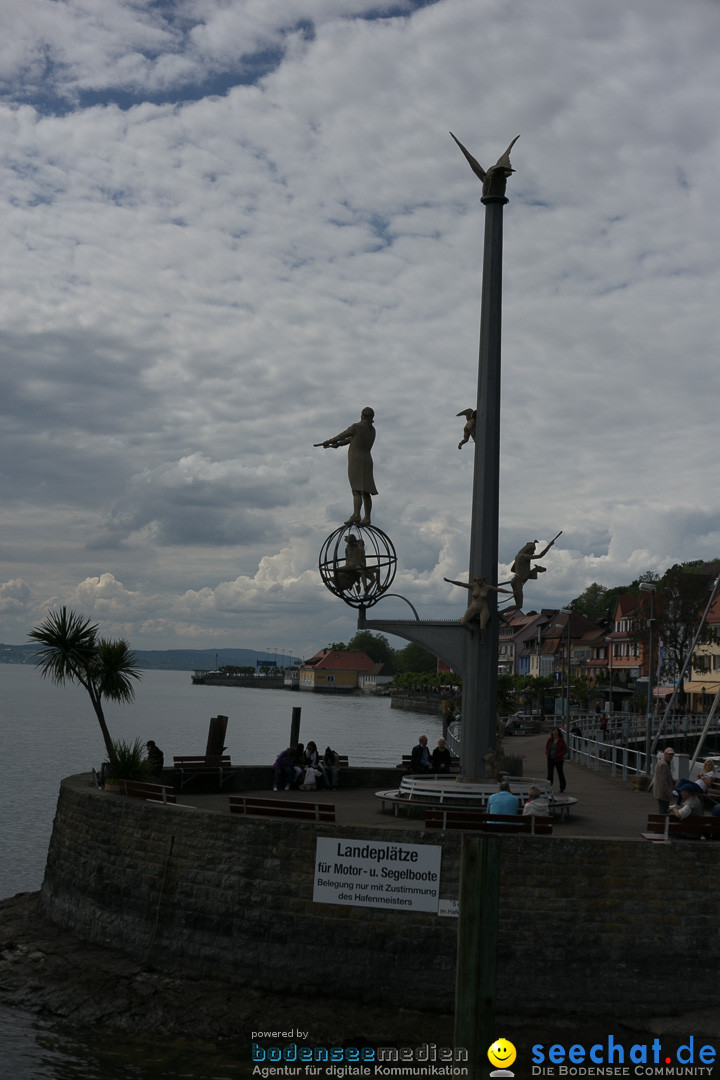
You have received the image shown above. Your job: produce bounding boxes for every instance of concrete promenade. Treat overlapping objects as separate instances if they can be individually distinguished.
[180,733,661,839]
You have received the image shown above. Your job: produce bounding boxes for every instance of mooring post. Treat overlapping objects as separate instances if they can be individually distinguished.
[454,835,501,1078]
[290,707,302,748]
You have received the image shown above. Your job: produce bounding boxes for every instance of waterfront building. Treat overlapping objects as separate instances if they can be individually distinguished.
[298,649,376,692]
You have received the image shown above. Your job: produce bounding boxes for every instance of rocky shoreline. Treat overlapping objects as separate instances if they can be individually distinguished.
[0,892,457,1048]
[5,890,720,1063]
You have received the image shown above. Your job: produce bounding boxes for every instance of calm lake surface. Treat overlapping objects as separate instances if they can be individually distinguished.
[0,664,439,1079]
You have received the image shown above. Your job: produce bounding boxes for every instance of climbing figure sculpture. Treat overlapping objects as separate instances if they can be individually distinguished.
[457,408,476,450]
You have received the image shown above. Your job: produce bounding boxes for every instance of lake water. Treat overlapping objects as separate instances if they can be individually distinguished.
[0,665,438,1079]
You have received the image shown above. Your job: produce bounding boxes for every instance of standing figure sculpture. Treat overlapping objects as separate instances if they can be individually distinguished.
[444,573,511,641]
[506,532,562,608]
[315,407,377,525]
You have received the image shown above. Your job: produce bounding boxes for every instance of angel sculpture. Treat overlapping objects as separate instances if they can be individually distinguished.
[444,573,512,641]
[457,408,476,450]
[449,133,520,198]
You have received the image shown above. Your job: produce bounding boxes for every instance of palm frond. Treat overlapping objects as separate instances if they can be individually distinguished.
[28,607,99,685]
[94,638,143,703]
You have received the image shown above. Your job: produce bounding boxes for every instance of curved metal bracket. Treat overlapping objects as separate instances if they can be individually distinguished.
[363,593,420,621]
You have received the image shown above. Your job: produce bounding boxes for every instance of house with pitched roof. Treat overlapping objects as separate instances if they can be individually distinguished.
[299,649,376,692]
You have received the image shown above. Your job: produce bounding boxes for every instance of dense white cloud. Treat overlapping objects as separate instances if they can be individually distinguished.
[1,0,720,656]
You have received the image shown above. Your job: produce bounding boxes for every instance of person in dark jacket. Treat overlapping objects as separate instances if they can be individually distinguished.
[145,740,164,777]
[431,738,452,774]
[545,727,568,793]
[410,735,433,773]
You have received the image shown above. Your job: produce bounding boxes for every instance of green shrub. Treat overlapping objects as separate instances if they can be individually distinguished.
[107,737,155,781]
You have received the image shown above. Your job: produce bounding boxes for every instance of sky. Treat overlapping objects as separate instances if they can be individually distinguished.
[1,0,720,660]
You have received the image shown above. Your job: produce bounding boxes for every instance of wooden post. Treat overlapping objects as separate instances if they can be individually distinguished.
[205,715,228,757]
[454,835,500,1078]
[290,707,302,748]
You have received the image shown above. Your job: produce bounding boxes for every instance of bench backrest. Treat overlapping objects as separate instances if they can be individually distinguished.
[425,809,552,834]
[120,780,177,803]
[229,796,335,823]
[646,813,720,838]
[173,755,232,767]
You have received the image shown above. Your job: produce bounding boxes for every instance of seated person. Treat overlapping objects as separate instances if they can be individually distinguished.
[673,759,716,805]
[431,738,452,773]
[145,740,164,777]
[321,747,341,790]
[291,743,306,786]
[486,780,520,815]
[410,735,433,773]
[669,788,703,821]
[272,748,295,791]
[304,741,320,769]
[522,785,550,817]
[301,765,322,790]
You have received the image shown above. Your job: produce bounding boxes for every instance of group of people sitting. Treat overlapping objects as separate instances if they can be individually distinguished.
[651,749,719,820]
[409,734,453,774]
[486,781,549,817]
[272,742,342,792]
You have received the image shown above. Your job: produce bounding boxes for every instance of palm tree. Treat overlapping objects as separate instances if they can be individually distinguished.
[29,607,142,772]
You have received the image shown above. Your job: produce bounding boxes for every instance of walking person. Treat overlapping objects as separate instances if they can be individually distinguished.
[546,726,568,794]
[650,747,675,814]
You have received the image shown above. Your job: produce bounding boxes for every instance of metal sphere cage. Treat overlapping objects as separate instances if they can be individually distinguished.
[318,524,397,609]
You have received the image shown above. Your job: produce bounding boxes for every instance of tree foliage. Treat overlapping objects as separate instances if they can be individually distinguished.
[346,631,395,668]
[29,607,142,770]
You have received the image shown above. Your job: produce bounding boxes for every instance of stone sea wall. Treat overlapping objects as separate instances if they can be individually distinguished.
[40,775,720,1016]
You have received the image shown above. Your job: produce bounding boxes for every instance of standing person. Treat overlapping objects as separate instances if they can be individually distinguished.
[410,735,433,773]
[650,747,675,814]
[545,726,568,794]
[315,406,377,525]
[145,740,164,777]
[432,737,452,773]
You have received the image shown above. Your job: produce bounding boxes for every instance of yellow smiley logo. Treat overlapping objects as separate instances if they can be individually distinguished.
[487,1038,517,1069]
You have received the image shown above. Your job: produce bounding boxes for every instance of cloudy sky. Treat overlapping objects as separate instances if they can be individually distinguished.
[1,0,719,658]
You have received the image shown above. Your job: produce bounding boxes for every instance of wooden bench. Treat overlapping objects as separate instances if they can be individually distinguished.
[173,755,233,790]
[424,809,552,834]
[113,779,177,803]
[229,796,336,822]
[642,813,720,842]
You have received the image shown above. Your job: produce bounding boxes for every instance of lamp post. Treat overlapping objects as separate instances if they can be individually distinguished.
[561,608,573,725]
[639,583,656,771]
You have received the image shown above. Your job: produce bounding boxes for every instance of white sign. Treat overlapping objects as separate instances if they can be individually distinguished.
[438,898,459,919]
[313,836,442,912]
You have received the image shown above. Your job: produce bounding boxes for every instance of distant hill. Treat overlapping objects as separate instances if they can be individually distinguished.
[0,643,301,671]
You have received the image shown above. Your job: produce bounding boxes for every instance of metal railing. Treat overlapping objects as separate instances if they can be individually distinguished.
[445,711,720,780]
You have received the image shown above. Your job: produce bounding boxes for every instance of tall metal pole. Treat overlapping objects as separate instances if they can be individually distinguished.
[461,192,508,780]
[639,582,656,771]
